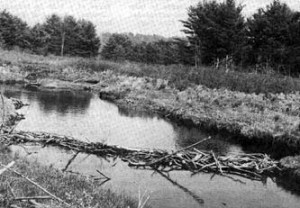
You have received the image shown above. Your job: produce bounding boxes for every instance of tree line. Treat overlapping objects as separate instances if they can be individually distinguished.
[101,0,300,75]
[0,11,100,57]
[182,0,300,75]
[100,33,193,65]
[1,0,300,75]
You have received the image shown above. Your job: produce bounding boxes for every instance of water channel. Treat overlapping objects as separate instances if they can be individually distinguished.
[2,84,300,208]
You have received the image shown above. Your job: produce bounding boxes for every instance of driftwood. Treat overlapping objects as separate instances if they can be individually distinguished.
[0,131,280,181]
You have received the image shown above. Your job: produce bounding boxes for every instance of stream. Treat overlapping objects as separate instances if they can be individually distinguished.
[2,84,300,208]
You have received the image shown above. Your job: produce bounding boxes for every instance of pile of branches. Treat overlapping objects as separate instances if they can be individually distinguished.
[0,131,279,181]
[123,150,278,180]
[0,131,135,157]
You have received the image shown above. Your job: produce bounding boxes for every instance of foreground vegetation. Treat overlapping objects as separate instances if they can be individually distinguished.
[0,148,139,208]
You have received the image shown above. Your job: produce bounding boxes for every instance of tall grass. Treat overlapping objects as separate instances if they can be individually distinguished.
[1,48,300,94]
[77,60,300,94]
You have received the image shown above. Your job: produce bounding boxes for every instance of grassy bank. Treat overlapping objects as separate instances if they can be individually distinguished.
[97,71,300,152]
[0,146,140,208]
[1,49,300,94]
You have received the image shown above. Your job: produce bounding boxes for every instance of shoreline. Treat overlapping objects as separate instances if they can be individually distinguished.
[0,88,144,208]
[2,57,300,183]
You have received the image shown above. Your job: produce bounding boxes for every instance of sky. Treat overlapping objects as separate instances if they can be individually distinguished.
[1,0,300,37]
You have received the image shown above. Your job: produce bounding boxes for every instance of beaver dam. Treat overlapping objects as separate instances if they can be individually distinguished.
[2,84,300,208]
[1,131,279,181]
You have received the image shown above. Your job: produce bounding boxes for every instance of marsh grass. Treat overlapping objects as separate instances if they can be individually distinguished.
[1,48,300,94]
[0,146,141,208]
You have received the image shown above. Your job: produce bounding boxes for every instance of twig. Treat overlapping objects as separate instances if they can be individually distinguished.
[29,199,49,208]
[7,182,16,198]
[211,151,223,174]
[10,205,22,208]
[96,178,110,187]
[0,91,5,129]
[147,137,210,166]
[96,170,111,180]
[221,174,246,185]
[13,196,53,201]
[0,161,15,175]
[62,151,80,172]
[138,188,150,208]
[0,163,71,207]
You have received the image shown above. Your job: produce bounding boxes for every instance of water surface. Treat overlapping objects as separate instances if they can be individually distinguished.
[2,84,300,208]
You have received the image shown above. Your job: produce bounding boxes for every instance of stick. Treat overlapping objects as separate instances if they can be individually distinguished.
[0,161,15,175]
[0,163,71,207]
[13,196,53,201]
[147,137,210,166]
[0,91,5,129]
[211,151,223,174]
[10,205,22,208]
[96,170,111,180]
[28,199,48,208]
[62,151,80,172]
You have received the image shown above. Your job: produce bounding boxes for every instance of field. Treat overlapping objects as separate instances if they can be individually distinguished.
[1,49,300,94]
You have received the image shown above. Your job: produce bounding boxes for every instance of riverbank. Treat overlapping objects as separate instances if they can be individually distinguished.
[0,147,140,208]
[0,94,23,132]
[1,49,300,181]
[0,96,147,208]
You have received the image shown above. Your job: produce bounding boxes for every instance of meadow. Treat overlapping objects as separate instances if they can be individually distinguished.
[1,49,300,94]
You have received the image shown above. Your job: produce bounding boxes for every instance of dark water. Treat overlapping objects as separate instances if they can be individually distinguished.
[2,84,300,208]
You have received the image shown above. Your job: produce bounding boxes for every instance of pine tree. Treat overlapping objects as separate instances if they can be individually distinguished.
[101,34,132,61]
[181,0,245,65]
[0,10,31,49]
[40,14,100,57]
[245,0,299,74]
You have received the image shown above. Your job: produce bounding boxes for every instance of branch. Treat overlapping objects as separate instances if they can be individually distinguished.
[13,196,53,201]
[0,161,15,175]
[146,137,210,166]
[96,170,111,180]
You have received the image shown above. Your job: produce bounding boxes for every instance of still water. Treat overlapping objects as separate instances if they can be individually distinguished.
[2,84,300,208]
